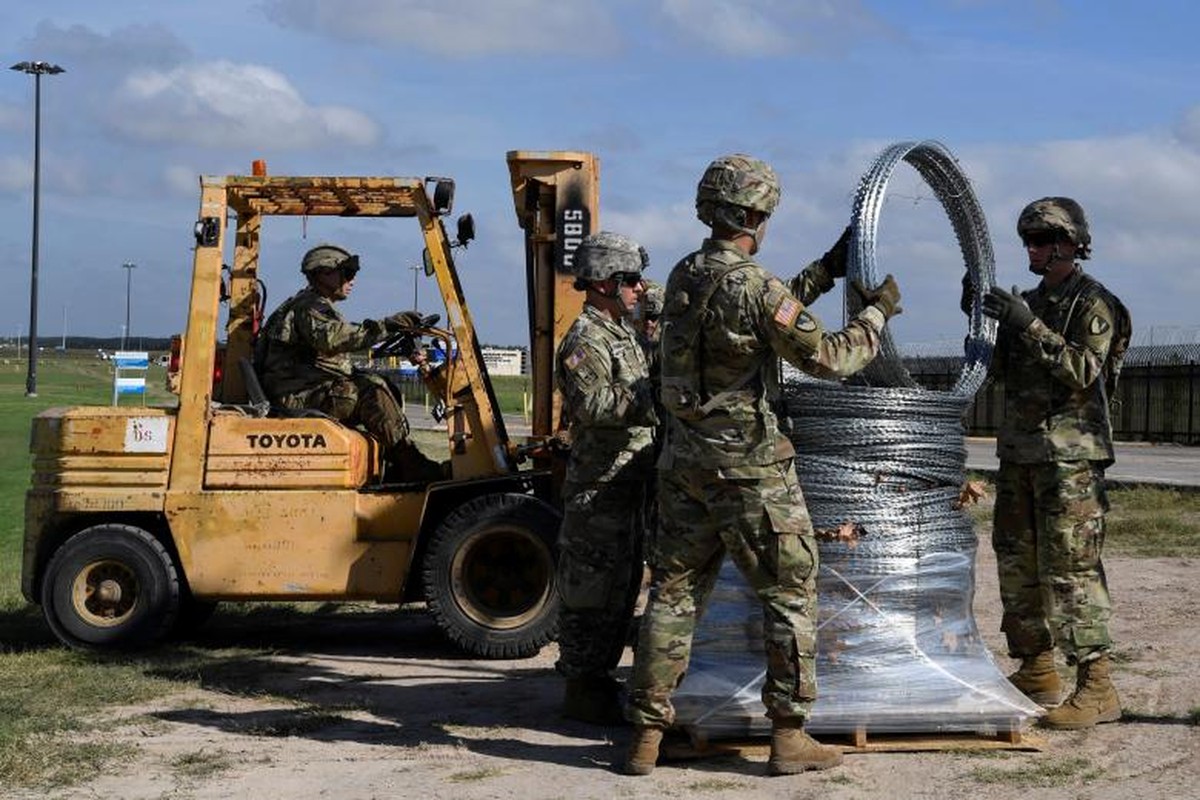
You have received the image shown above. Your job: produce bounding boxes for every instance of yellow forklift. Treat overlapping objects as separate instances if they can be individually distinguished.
[22,151,600,658]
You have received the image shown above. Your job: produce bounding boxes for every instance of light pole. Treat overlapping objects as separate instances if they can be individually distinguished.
[11,60,65,397]
[410,264,420,308]
[122,261,136,351]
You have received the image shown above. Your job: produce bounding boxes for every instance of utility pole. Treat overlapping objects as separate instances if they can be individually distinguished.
[11,60,66,397]
[410,264,420,308]
[122,261,136,350]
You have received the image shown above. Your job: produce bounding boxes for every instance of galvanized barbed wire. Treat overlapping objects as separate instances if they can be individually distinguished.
[782,379,976,555]
[846,139,997,396]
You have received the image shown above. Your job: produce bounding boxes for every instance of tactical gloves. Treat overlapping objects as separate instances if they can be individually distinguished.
[851,274,902,320]
[820,225,853,279]
[982,285,1035,330]
[960,274,974,315]
[383,311,440,332]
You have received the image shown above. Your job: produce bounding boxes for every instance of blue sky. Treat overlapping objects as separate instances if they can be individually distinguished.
[1,0,1198,351]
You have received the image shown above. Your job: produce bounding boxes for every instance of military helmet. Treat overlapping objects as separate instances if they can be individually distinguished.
[301,243,356,275]
[695,154,781,227]
[571,231,649,283]
[641,279,665,319]
[1017,197,1091,260]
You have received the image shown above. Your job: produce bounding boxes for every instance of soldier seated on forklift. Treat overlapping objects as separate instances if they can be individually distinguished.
[257,242,447,482]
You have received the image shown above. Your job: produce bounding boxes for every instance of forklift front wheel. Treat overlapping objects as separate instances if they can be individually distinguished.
[423,493,561,659]
[41,524,181,651]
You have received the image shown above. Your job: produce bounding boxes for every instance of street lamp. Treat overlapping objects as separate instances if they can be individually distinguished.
[122,261,136,351]
[11,60,65,397]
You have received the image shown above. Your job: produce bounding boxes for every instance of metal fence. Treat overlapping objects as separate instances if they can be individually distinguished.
[905,345,1200,445]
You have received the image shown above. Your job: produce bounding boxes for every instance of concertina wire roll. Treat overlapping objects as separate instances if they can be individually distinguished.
[671,141,1042,739]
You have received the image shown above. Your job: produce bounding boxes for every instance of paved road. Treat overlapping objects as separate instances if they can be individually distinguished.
[407,408,1197,489]
[966,438,1200,489]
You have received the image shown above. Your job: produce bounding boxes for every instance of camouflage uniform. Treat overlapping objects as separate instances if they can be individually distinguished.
[625,238,888,728]
[259,286,409,450]
[991,266,1130,665]
[555,304,657,680]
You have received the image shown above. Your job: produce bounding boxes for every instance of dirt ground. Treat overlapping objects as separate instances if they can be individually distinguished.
[16,533,1200,800]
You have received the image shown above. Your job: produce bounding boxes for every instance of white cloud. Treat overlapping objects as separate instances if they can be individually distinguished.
[1173,104,1200,150]
[106,61,381,149]
[657,0,895,56]
[263,0,622,56]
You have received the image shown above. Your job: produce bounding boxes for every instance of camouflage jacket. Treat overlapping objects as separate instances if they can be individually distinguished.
[658,238,884,469]
[992,267,1130,465]
[258,286,390,400]
[556,304,657,485]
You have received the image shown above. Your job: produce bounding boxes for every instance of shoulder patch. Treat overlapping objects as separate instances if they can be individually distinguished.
[564,347,588,371]
[795,312,818,333]
[773,297,801,328]
[1089,314,1110,336]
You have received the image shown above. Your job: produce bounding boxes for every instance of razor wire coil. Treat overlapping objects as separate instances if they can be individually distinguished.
[846,139,997,396]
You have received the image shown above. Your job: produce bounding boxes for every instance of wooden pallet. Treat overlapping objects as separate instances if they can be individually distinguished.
[662,725,1044,760]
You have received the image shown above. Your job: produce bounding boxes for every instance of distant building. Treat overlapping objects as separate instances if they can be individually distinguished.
[481,346,526,376]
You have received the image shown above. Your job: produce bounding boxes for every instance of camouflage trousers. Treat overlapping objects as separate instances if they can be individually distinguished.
[279,372,409,450]
[992,459,1113,665]
[555,479,647,679]
[626,459,819,728]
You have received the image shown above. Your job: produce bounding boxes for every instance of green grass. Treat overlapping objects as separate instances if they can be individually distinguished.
[968,755,1103,788]
[0,648,192,788]
[1104,486,1200,557]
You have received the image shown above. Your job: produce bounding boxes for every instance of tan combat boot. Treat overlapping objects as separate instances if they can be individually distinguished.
[1041,654,1121,729]
[623,726,663,776]
[767,719,844,775]
[1007,651,1063,707]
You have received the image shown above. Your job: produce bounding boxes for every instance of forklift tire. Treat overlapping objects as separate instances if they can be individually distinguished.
[423,493,561,659]
[40,524,181,651]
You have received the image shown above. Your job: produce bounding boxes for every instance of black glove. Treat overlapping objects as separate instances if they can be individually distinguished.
[820,225,852,279]
[960,273,974,315]
[982,285,1035,330]
[851,274,902,320]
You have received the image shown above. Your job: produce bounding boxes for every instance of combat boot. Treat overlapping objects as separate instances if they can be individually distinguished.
[1041,654,1121,729]
[767,719,843,775]
[623,726,663,776]
[386,441,449,482]
[1006,651,1063,707]
[561,676,627,726]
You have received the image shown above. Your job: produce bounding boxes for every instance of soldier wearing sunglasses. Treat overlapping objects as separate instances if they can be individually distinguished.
[982,198,1132,729]
[553,231,657,725]
[258,243,445,481]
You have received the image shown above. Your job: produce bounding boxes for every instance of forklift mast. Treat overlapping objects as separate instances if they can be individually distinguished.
[505,151,599,443]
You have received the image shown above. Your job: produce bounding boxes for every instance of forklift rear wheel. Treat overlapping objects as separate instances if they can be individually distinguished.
[41,524,181,651]
[423,493,560,659]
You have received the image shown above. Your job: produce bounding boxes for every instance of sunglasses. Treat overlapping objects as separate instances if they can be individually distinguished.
[331,255,360,280]
[1021,231,1060,248]
[613,273,643,287]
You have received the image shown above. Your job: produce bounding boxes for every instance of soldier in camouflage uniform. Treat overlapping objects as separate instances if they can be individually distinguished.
[554,232,658,725]
[982,198,1131,729]
[623,155,902,776]
[258,243,444,481]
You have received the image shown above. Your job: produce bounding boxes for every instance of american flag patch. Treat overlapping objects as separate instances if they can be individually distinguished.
[565,348,587,370]
[774,297,801,327]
